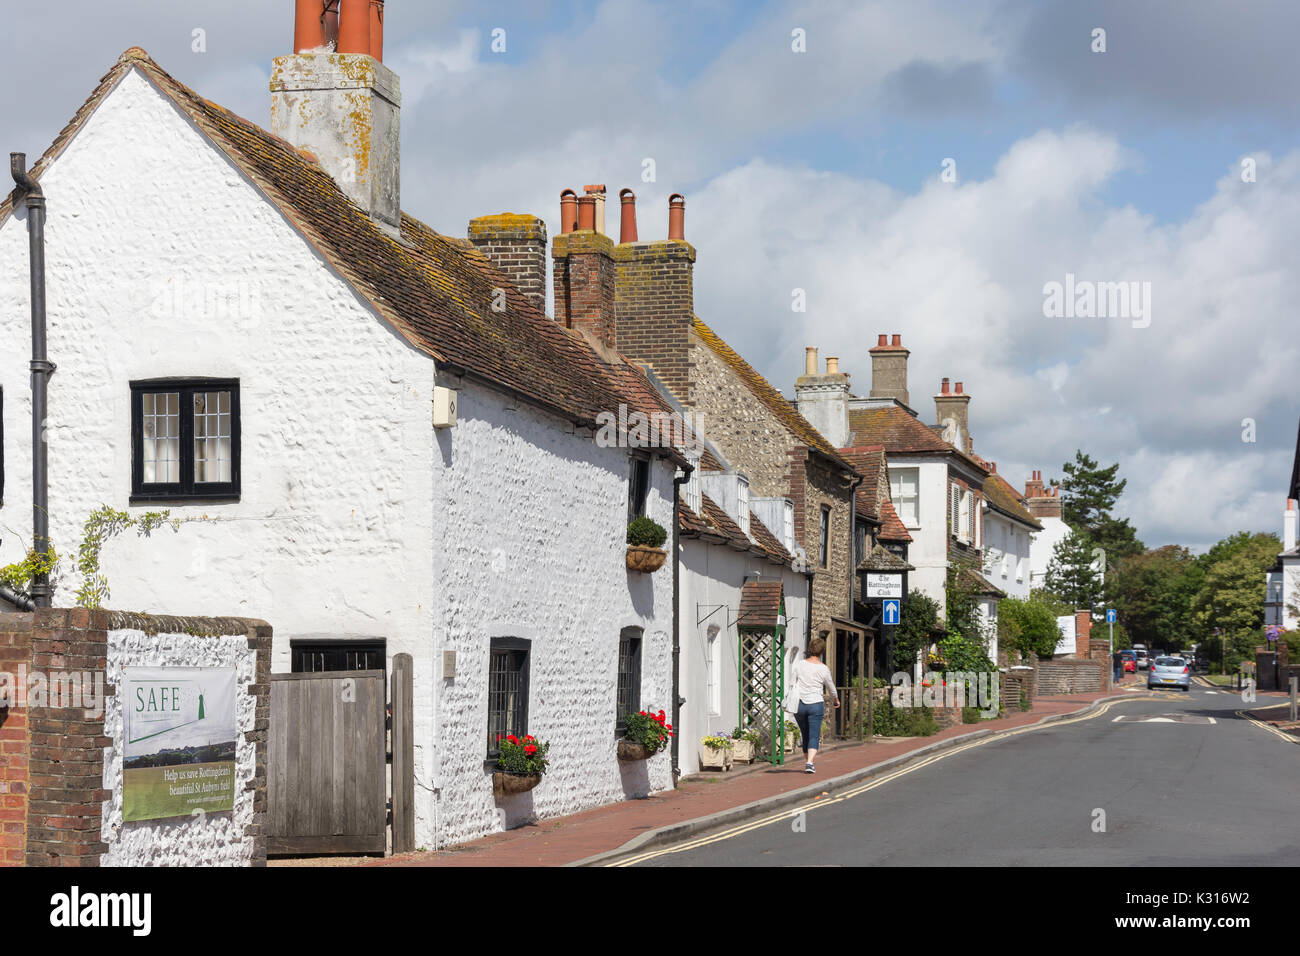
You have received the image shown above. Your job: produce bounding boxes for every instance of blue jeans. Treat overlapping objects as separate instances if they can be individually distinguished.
[795,701,824,755]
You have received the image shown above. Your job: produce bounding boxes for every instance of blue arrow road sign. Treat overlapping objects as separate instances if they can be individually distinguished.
[1106,609,1117,624]
[883,600,901,626]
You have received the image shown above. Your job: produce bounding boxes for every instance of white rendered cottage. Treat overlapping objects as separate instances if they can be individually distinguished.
[0,44,689,849]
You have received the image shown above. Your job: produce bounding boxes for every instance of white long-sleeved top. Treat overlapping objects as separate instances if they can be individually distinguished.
[790,658,838,705]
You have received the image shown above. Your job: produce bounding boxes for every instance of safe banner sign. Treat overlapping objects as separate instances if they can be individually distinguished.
[122,666,237,822]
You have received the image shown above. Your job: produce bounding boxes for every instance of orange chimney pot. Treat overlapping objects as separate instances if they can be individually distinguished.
[294,0,326,52]
[338,0,370,55]
[619,188,638,243]
[577,195,597,231]
[368,0,384,61]
[668,194,685,240]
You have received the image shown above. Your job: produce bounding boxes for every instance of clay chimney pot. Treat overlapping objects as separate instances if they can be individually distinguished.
[559,189,578,234]
[668,194,686,240]
[619,188,638,243]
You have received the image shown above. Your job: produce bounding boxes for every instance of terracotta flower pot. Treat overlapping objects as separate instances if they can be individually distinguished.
[626,545,667,573]
[617,739,658,761]
[492,771,543,798]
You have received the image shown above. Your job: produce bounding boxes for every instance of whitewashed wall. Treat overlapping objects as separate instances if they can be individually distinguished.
[1028,515,1071,591]
[100,628,257,866]
[983,510,1032,602]
[888,457,949,614]
[0,66,679,851]
[677,540,808,775]
[428,376,677,846]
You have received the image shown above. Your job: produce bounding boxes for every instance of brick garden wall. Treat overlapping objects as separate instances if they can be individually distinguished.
[0,614,33,866]
[1036,658,1105,695]
[1,608,270,867]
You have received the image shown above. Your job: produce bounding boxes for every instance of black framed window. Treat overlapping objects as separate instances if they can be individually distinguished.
[819,506,831,568]
[290,639,386,673]
[615,627,643,735]
[130,378,240,502]
[487,637,530,758]
[627,454,650,522]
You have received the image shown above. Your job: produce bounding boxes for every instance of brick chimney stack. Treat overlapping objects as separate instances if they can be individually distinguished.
[934,379,972,453]
[468,214,548,312]
[1024,470,1063,519]
[272,0,400,230]
[611,193,697,402]
[552,186,617,348]
[868,334,909,406]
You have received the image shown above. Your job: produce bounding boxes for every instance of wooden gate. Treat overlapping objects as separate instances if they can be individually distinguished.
[267,670,387,855]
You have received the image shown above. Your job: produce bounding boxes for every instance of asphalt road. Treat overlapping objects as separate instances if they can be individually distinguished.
[635,687,1300,866]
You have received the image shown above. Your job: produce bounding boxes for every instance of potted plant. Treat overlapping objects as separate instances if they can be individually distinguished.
[492,733,550,798]
[699,732,734,770]
[626,516,668,573]
[731,726,760,763]
[783,719,800,753]
[619,708,673,761]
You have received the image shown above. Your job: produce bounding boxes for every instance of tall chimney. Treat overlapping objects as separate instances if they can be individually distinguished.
[934,378,971,452]
[559,189,578,234]
[271,0,400,229]
[468,214,548,312]
[619,189,638,243]
[611,192,697,402]
[1024,470,1061,519]
[868,333,909,406]
[553,185,617,348]
[795,347,850,448]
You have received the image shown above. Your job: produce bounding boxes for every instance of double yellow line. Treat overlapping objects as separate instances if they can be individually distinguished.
[1237,708,1300,744]
[610,696,1159,866]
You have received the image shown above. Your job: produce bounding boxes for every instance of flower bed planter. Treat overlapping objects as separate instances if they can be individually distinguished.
[732,739,755,763]
[699,745,733,771]
[617,739,659,762]
[626,545,668,573]
[492,771,543,798]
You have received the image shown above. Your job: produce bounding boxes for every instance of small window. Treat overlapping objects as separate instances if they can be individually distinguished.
[615,627,643,735]
[706,626,720,715]
[684,457,701,514]
[819,506,830,568]
[890,468,919,526]
[628,454,650,522]
[737,477,750,535]
[290,639,386,673]
[130,379,240,502]
[782,500,795,552]
[487,637,530,758]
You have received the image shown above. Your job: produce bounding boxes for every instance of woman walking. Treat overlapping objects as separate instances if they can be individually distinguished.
[789,637,839,773]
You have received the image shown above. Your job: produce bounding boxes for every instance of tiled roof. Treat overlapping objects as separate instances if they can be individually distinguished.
[692,319,854,473]
[960,565,1005,598]
[878,499,912,543]
[856,544,914,573]
[738,580,784,630]
[2,49,687,460]
[848,405,989,476]
[982,473,1043,531]
[839,445,886,521]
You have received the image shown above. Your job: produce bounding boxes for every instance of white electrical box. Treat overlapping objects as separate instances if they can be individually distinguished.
[433,386,458,428]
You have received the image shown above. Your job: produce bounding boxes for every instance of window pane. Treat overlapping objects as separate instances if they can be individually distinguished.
[142,393,180,485]
[194,391,231,483]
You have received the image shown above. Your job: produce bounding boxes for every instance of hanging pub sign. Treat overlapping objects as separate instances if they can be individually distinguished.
[121,666,237,822]
[863,573,903,599]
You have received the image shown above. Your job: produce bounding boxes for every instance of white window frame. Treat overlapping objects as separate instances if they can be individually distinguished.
[737,476,750,535]
[706,629,720,715]
[890,467,920,527]
[782,500,795,553]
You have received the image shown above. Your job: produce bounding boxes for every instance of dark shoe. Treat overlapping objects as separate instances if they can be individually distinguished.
[804,763,815,774]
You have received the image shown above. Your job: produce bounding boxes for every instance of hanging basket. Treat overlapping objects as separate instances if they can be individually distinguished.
[617,739,659,762]
[626,546,668,573]
[492,771,543,798]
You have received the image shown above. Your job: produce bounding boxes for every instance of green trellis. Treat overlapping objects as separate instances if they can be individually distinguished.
[738,598,787,765]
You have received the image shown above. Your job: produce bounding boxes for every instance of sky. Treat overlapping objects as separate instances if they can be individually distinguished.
[2,0,1298,552]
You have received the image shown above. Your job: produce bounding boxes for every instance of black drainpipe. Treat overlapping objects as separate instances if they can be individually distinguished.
[10,153,54,608]
[670,463,691,785]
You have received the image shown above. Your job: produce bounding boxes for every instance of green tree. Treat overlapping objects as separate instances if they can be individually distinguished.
[1110,545,1203,649]
[893,592,940,674]
[1054,451,1144,560]
[1044,530,1103,608]
[997,596,1062,660]
[1191,532,1281,670]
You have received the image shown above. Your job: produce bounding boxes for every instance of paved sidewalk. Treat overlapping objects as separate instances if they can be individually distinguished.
[365,688,1131,868]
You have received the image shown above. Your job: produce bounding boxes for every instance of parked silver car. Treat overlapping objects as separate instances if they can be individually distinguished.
[1148,656,1191,692]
